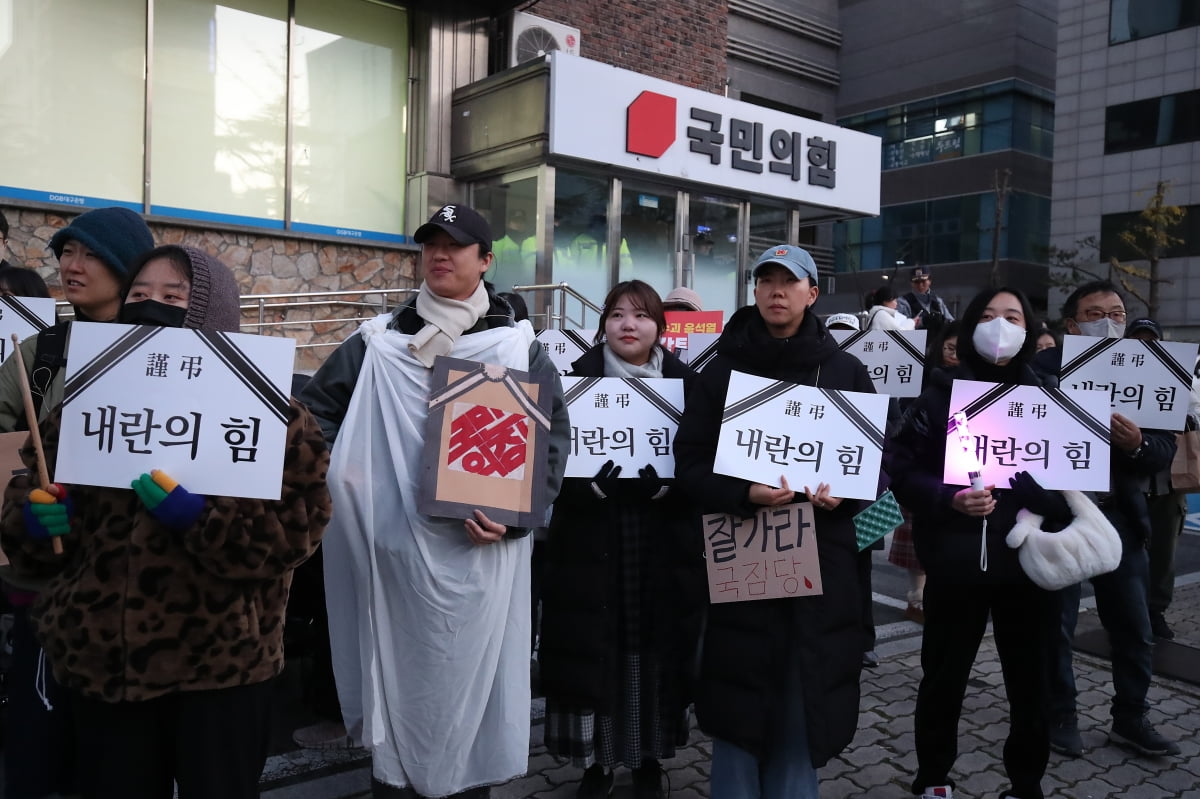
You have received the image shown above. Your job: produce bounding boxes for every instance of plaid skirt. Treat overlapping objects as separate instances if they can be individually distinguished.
[887,507,924,571]
[543,506,689,769]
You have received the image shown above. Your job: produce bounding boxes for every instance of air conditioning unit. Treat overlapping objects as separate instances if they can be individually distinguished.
[509,11,580,67]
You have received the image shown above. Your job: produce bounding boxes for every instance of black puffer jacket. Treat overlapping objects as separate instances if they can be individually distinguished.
[673,306,874,766]
[887,361,1053,586]
[538,344,706,718]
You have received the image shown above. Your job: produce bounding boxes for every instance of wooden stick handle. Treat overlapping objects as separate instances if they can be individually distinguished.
[10,334,62,555]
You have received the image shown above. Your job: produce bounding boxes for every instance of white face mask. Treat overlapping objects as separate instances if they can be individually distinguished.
[1074,317,1126,339]
[972,317,1026,364]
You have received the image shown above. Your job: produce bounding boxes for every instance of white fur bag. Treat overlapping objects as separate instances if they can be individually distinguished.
[1004,490,1123,591]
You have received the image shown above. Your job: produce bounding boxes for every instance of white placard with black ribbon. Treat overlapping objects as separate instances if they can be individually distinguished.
[535,329,595,375]
[675,332,721,372]
[1058,335,1199,431]
[829,328,927,398]
[55,322,296,500]
[0,296,57,363]
[713,370,889,500]
[943,379,1111,492]
[562,376,685,478]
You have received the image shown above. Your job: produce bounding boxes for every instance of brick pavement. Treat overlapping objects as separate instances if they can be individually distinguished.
[264,579,1200,799]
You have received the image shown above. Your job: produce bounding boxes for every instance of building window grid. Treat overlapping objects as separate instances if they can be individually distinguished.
[1109,0,1200,44]
[1104,89,1200,154]
[834,193,1050,273]
[841,82,1054,170]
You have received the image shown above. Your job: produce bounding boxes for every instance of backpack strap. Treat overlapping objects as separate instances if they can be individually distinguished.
[24,320,71,426]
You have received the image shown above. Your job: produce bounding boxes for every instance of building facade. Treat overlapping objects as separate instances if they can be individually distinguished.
[832,0,1058,318]
[1049,0,1200,337]
[0,0,873,346]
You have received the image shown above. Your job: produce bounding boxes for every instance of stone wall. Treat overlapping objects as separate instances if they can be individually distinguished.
[1,204,420,372]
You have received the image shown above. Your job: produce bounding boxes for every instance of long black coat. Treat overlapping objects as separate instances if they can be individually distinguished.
[672,306,874,766]
[538,344,707,719]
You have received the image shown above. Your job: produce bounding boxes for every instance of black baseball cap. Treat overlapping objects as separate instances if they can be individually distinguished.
[1126,317,1163,340]
[413,204,493,253]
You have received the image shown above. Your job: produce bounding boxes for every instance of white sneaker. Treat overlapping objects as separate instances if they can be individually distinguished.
[921,788,953,799]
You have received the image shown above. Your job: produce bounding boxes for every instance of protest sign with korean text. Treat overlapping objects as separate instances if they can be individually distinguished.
[702,501,823,603]
[56,322,296,500]
[419,356,554,528]
[943,379,1111,491]
[0,431,29,567]
[663,310,723,352]
[562,376,685,478]
[829,328,927,398]
[535,328,595,375]
[0,296,57,363]
[1059,335,1198,430]
[674,332,721,372]
[713,370,889,500]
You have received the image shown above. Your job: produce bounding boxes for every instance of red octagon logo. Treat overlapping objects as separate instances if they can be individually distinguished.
[626,91,676,158]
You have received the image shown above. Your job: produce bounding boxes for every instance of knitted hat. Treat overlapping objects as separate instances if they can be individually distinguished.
[126,245,242,333]
[49,207,155,278]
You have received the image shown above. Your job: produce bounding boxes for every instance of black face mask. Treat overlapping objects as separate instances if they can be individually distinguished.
[120,299,188,328]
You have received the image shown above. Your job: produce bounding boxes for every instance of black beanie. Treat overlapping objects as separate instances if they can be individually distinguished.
[49,207,155,278]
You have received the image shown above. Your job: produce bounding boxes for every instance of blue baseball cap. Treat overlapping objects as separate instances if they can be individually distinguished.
[752,244,818,283]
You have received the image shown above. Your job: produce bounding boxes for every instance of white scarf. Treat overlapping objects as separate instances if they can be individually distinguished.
[408,280,491,368]
[602,342,664,378]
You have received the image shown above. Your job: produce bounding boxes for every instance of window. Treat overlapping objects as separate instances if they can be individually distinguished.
[0,0,147,207]
[843,82,1053,170]
[1100,205,1200,262]
[1110,0,1200,44]
[834,193,1049,272]
[0,0,408,241]
[1105,90,1200,154]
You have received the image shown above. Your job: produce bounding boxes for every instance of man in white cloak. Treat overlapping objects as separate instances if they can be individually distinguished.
[300,203,570,798]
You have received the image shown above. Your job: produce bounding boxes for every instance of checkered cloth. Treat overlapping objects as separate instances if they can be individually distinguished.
[543,506,689,768]
[887,507,924,571]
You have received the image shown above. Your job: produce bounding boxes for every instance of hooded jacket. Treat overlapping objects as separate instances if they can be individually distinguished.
[0,248,332,702]
[673,304,874,766]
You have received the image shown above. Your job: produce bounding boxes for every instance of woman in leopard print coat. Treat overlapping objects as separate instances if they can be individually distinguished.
[0,245,331,799]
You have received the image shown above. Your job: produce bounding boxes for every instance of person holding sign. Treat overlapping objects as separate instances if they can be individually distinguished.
[1034,281,1180,759]
[299,203,570,799]
[538,280,705,799]
[0,244,332,798]
[886,287,1074,799]
[0,205,154,799]
[673,244,874,799]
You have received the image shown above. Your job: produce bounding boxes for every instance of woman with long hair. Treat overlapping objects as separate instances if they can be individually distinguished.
[886,287,1068,799]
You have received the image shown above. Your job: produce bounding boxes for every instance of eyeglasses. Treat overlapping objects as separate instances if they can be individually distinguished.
[1077,309,1127,323]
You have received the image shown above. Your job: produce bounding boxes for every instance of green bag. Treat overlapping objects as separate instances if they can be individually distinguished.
[853,490,904,552]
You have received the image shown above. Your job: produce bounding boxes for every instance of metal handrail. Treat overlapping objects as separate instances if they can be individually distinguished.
[510,282,602,330]
[47,283,598,361]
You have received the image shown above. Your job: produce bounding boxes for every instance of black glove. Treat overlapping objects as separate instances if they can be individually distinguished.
[1007,471,1072,531]
[630,464,670,501]
[590,459,623,500]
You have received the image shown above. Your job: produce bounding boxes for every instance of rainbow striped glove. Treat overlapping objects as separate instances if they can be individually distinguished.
[23,484,72,539]
[132,470,206,529]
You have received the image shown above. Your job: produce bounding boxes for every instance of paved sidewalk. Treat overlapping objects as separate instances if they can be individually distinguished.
[265,578,1200,799]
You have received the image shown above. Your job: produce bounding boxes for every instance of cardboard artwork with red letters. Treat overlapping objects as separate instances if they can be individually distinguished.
[702,501,824,604]
[419,356,553,528]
